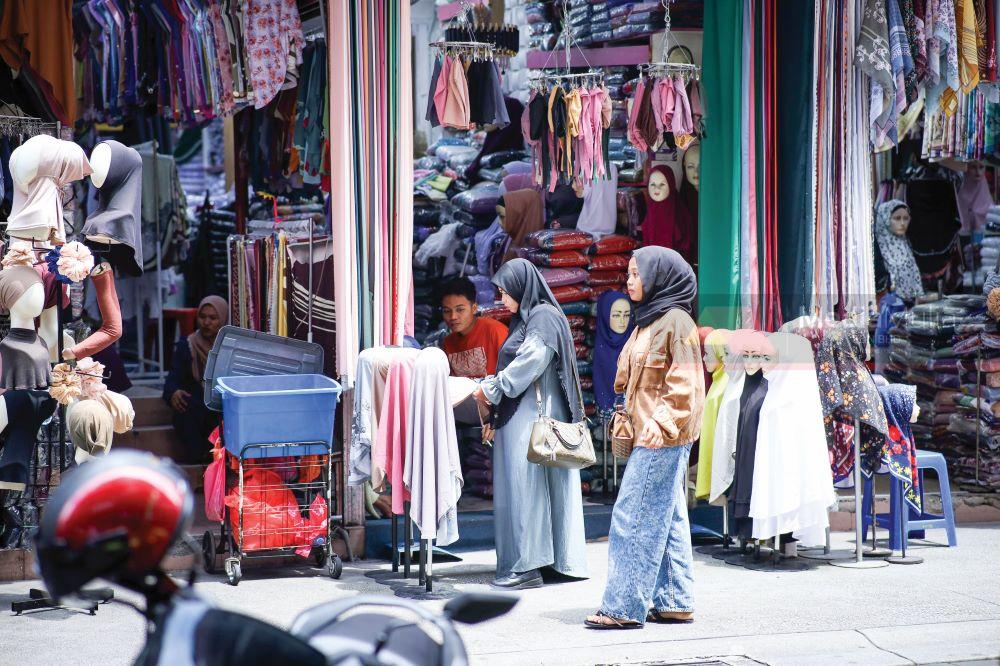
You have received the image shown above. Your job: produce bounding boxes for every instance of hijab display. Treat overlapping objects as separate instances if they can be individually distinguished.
[82,140,145,276]
[188,296,230,383]
[593,291,635,413]
[752,333,835,545]
[874,200,924,300]
[67,399,114,463]
[728,334,772,540]
[491,259,585,429]
[695,328,731,500]
[877,383,922,513]
[632,246,697,326]
[815,322,889,481]
[641,165,694,264]
[6,135,92,243]
[956,161,993,237]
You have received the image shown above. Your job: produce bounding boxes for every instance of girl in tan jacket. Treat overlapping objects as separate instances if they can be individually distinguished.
[586,246,705,629]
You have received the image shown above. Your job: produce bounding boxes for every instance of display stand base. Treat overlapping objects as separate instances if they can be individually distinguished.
[723,546,774,567]
[829,558,889,569]
[886,554,924,565]
[797,550,855,561]
[863,547,892,558]
[696,544,732,557]
[742,555,815,572]
[11,587,113,616]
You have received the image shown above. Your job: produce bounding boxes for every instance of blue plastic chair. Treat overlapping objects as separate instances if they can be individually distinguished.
[861,450,957,549]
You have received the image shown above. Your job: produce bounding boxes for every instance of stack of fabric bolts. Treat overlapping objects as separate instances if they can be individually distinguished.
[882,295,999,492]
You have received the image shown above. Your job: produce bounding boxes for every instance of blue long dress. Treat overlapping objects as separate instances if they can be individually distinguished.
[481,331,589,579]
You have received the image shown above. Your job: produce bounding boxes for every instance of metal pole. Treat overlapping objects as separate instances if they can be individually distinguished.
[831,418,888,568]
[976,346,982,485]
[308,233,314,343]
[152,140,165,381]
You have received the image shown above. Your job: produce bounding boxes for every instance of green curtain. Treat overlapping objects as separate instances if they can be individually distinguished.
[698,0,743,329]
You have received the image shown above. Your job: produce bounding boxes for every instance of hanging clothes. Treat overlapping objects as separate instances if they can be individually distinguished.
[878,383,922,512]
[956,167,993,236]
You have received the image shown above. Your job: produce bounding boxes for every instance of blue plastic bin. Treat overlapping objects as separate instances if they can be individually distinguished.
[216,374,342,459]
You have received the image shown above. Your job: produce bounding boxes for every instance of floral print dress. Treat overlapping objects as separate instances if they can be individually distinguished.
[244,0,304,109]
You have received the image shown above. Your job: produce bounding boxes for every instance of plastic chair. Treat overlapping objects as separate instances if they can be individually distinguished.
[861,450,957,549]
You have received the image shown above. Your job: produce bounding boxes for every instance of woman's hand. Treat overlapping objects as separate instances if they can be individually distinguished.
[473,386,491,410]
[170,389,191,413]
[481,424,495,443]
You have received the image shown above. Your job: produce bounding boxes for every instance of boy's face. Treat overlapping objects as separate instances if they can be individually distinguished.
[442,294,477,335]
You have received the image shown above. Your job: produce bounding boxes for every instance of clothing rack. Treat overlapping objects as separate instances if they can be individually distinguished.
[429,40,497,59]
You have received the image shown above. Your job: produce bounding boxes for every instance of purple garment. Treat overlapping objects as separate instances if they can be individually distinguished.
[474,220,508,277]
[468,274,496,305]
[503,160,533,176]
[502,172,535,194]
[593,290,635,411]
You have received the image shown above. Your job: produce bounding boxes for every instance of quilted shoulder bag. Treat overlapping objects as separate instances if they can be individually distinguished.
[610,405,634,459]
[528,382,597,469]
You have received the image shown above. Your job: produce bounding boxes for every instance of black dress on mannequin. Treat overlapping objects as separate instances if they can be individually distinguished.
[728,371,769,540]
[0,390,57,490]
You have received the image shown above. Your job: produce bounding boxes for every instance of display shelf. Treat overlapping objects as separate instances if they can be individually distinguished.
[526,44,651,69]
[436,0,486,21]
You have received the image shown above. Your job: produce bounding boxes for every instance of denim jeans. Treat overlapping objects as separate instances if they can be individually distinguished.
[600,444,694,623]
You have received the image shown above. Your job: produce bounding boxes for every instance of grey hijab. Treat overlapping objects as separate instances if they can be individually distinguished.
[82,140,144,276]
[633,246,697,327]
[491,259,585,428]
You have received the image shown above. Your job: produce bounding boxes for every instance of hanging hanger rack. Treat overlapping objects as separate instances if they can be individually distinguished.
[528,70,605,91]
[0,114,59,138]
[641,0,702,81]
[429,40,497,59]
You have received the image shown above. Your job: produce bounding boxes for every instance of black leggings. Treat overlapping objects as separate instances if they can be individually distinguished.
[0,390,57,490]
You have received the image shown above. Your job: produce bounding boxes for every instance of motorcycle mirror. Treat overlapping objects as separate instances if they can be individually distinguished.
[443,592,518,624]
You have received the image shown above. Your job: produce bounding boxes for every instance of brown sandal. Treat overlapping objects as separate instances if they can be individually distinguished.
[646,610,694,624]
[584,610,643,630]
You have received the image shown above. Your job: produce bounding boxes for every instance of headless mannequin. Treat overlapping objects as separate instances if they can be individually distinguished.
[730,350,770,540]
[0,285,56,491]
[8,139,53,242]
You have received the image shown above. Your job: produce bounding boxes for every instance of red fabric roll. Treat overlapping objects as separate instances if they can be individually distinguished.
[588,253,630,271]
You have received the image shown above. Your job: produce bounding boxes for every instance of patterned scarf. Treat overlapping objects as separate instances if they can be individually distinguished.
[877,383,922,512]
[856,0,896,147]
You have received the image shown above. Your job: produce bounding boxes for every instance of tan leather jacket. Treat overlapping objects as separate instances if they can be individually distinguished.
[614,309,705,448]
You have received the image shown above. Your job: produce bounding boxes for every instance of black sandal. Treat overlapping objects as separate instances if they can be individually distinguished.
[646,610,694,624]
[584,610,643,630]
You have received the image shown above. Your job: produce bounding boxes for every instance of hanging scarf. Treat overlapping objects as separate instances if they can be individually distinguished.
[957,0,981,92]
[904,0,929,83]
[491,259,585,429]
[815,323,889,481]
[695,328,731,500]
[856,0,895,147]
[877,383,922,513]
[641,165,694,263]
[874,199,925,300]
[887,0,918,107]
[593,290,635,412]
[956,167,993,235]
[632,246,697,326]
[188,295,230,382]
[627,78,649,153]
[636,77,660,150]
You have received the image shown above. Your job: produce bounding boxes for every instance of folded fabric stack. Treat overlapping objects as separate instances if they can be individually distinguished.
[525,3,558,51]
[883,295,1000,492]
[608,1,666,41]
[986,205,1000,234]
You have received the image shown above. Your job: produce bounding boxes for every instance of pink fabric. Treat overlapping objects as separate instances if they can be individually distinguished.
[671,76,693,135]
[658,77,675,132]
[245,0,304,109]
[627,79,648,153]
[688,79,704,128]
[578,87,595,181]
[372,357,415,515]
[650,79,664,135]
[957,173,993,235]
[208,4,235,114]
[503,173,535,192]
[434,56,452,130]
[442,56,471,129]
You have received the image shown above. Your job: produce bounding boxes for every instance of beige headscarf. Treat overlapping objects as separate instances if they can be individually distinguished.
[188,296,229,381]
[0,265,43,313]
[68,400,114,462]
[97,390,135,434]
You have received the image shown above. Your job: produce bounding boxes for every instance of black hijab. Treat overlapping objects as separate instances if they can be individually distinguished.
[632,247,697,327]
[492,259,585,428]
[82,140,144,276]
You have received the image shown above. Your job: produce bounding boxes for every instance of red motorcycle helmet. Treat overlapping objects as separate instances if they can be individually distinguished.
[35,451,193,599]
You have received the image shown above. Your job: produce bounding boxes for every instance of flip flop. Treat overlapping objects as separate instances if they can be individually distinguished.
[584,611,643,630]
[646,610,694,624]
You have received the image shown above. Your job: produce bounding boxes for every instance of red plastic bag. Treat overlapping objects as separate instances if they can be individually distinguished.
[591,285,624,300]
[552,284,594,303]
[566,314,587,329]
[204,445,226,523]
[225,468,305,551]
[589,254,630,271]
[296,494,329,558]
[587,270,627,287]
[589,234,638,255]
[539,267,588,287]
[575,342,591,359]
[479,303,514,324]
[525,229,595,251]
[518,248,589,268]
[572,328,585,343]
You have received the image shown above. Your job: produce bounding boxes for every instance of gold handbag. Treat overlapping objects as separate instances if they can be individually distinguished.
[610,406,634,459]
[528,382,596,469]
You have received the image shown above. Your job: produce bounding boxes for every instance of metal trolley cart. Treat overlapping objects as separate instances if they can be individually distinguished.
[199,328,349,586]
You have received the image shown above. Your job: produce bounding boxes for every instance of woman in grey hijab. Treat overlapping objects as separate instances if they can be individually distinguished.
[473,258,588,589]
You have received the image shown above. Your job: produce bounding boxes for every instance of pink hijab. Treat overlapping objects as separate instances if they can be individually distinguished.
[956,166,993,236]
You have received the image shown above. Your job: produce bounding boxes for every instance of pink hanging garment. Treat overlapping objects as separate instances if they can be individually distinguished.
[650,78,664,135]
[442,56,471,129]
[628,78,648,152]
[434,55,452,125]
[658,77,676,134]
[578,86,595,181]
[671,75,694,135]
[688,79,704,132]
[598,85,612,178]
[371,357,416,515]
[589,86,605,179]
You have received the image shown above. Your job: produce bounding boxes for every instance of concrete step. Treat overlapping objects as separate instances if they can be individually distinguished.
[128,395,175,429]
[114,425,186,461]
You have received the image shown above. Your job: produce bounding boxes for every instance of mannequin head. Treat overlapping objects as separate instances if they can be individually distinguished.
[702,329,731,373]
[8,134,61,188]
[967,160,986,183]
[889,204,910,237]
[90,142,113,189]
[732,330,773,375]
[647,169,671,203]
[682,144,700,191]
[0,266,44,325]
[609,298,631,334]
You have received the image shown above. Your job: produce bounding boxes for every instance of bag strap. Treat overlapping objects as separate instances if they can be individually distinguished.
[535,380,544,418]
